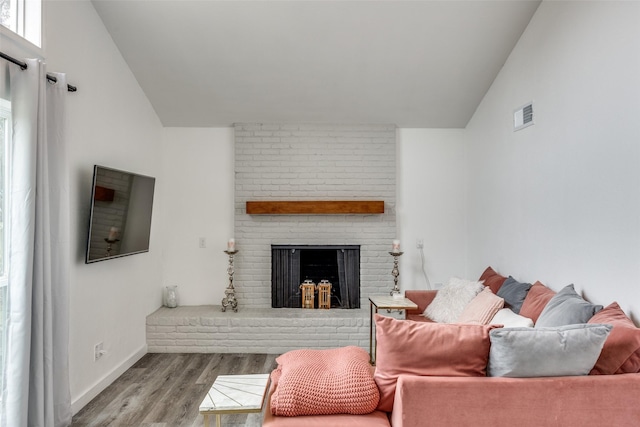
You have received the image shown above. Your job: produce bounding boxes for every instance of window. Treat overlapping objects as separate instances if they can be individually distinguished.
[0,98,9,395]
[0,0,41,47]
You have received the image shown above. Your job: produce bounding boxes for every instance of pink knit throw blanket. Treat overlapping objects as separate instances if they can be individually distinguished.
[270,346,380,416]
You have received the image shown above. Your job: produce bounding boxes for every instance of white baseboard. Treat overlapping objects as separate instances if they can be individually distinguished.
[71,344,148,415]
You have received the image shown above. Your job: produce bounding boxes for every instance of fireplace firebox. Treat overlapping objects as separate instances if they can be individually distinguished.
[271,245,360,309]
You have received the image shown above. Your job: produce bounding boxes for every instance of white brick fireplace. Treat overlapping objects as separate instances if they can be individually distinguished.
[233,123,397,309]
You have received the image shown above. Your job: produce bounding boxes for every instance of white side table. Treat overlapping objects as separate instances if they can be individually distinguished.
[199,373,270,427]
[369,295,418,364]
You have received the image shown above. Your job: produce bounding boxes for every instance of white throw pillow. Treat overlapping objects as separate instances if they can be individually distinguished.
[424,277,485,323]
[490,308,534,328]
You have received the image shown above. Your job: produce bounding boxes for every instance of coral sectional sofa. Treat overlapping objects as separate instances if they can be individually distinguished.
[264,267,640,426]
[390,373,640,427]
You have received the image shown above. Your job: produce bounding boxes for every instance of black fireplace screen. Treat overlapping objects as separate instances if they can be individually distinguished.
[271,245,360,309]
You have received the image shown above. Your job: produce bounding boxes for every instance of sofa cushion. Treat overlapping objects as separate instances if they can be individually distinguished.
[496,277,532,314]
[588,302,640,374]
[487,324,612,378]
[404,290,437,315]
[423,277,484,323]
[490,308,534,328]
[519,281,556,322]
[478,266,508,294]
[535,284,603,327]
[270,346,380,416]
[374,314,496,412]
[456,287,504,325]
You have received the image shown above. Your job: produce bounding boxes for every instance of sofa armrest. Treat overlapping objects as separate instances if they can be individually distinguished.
[390,374,640,427]
[404,290,437,315]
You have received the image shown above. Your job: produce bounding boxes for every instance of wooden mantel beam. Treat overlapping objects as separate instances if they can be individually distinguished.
[246,200,384,215]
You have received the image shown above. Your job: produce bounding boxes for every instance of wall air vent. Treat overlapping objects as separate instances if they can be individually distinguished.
[514,102,534,131]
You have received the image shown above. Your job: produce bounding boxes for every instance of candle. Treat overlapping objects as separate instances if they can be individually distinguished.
[108,227,119,241]
[227,238,235,251]
[392,239,400,253]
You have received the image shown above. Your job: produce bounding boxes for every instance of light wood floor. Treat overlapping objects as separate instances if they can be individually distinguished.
[72,353,278,427]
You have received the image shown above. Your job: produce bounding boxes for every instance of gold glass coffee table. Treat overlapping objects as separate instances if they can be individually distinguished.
[199,373,271,427]
[369,295,418,364]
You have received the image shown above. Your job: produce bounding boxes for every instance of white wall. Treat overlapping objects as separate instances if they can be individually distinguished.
[397,129,467,290]
[160,127,234,305]
[466,1,640,319]
[41,0,165,412]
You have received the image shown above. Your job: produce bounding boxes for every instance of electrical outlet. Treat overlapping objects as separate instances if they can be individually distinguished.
[416,239,424,249]
[199,237,206,248]
[94,342,104,361]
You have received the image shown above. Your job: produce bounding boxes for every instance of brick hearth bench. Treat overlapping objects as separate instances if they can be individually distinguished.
[146,305,370,354]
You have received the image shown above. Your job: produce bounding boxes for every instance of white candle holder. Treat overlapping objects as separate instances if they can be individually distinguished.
[221,250,238,312]
[389,251,404,296]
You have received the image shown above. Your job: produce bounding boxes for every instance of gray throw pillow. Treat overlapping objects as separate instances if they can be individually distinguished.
[535,284,603,327]
[496,277,532,314]
[487,324,612,377]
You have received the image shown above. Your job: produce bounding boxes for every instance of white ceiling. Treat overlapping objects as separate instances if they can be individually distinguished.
[91,0,541,128]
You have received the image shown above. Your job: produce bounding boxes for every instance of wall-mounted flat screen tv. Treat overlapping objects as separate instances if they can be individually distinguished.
[85,165,156,263]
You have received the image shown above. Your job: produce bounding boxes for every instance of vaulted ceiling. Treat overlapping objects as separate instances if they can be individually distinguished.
[92,0,541,128]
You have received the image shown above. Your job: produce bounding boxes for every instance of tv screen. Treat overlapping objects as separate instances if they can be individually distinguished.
[85,165,156,263]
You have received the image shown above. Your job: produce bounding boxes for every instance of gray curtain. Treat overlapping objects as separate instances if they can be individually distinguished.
[271,249,300,307]
[1,59,72,427]
[337,249,360,309]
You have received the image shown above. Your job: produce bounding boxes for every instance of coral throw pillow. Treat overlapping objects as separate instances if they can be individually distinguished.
[457,287,505,325]
[519,281,556,323]
[479,266,508,294]
[374,314,496,412]
[588,302,640,375]
[270,346,380,416]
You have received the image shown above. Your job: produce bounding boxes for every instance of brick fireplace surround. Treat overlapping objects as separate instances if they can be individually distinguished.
[147,123,398,353]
